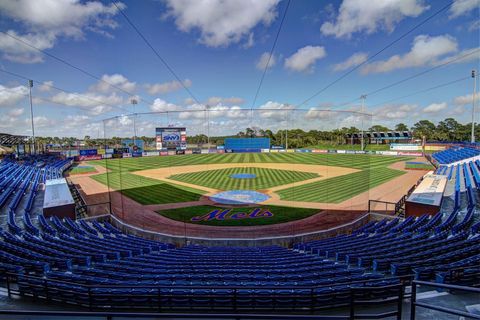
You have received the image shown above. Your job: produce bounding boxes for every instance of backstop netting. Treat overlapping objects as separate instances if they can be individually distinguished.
[89,108,383,239]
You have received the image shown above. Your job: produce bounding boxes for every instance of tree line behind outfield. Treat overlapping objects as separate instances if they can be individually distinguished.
[38,118,480,149]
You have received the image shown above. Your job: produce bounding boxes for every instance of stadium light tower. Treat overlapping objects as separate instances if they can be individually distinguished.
[360,94,367,151]
[131,98,138,148]
[206,105,210,148]
[471,69,477,144]
[28,80,36,154]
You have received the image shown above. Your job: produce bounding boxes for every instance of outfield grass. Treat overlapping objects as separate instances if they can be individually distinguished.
[91,172,205,205]
[277,167,405,203]
[157,205,320,226]
[88,153,411,206]
[89,152,411,172]
[69,166,97,175]
[169,167,318,191]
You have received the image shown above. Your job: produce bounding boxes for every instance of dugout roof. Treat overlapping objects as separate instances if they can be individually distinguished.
[0,133,29,146]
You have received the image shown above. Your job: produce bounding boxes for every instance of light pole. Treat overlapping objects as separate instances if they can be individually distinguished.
[471,70,477,143]
[28,80,35,154]
[131,98,138,149]
[360,94,367,151]
[206,105,210,148]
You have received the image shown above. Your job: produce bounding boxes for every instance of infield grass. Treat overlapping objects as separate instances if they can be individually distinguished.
[157,205,320,226]
[168,167,318,191]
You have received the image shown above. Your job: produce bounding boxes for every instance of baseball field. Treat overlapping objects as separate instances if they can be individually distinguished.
[77,152,426,227]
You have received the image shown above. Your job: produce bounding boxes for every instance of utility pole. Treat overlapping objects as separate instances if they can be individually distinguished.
[131,98,138,149]
[471,69,477,143]
[285,110,288,150]
[28,80,35,154]
[360,94,367,151]
[206,105,210,149]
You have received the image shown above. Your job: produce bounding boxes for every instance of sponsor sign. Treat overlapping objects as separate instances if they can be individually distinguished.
[217,145,225,150]
[286,149,295,153]
[345,150,355,154]
[270,149,279,153]
[355,150,366,154]
[112,153,122,158]
[79,149,97,156]
[216,150,225,154]
[132,152,143,157]
[312,149,328,153]
[102,154,112,159]
[77,155,102,161]
[175,150,185,155]
[398,151,423,156]
[327,150,337,154]
[390,143,421,151]
[295,149,312,153]
[160,151,168,156]
[122,153,132,158]
[201,149,209,154]
[97,149,105,155]
[377,151,396,156]
[167,150,176,156]
[192,149,202,154]
[143,151,159,157]
[337,150,346,154]
[185,149,193,154]
[261,149,270,153]
[105,148,114,154]
[156,127,187,150]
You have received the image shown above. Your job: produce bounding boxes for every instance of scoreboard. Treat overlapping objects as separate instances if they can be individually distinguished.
[155,127,187,150]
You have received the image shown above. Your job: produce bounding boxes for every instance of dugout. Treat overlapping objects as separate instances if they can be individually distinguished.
[224,138,270,153]
[43,178,75,219]
[405,173,447,217]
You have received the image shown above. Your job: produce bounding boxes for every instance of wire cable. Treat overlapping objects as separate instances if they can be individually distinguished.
[0,30,155,106]
[296,0,455,107]
[251,0,291,109]
[0,68,131,114]
[111,1,200,105]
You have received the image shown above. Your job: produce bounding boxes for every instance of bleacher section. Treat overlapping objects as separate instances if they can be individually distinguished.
[0,156,478,313]
[432,147,480,165]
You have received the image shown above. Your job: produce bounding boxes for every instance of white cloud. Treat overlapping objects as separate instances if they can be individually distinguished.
[284,46,327,73]
[50,91,122,115]
[361,35,458,74]
[333,52,368,71]
[432,47,480,66]
[256,52,276,70]
[150,98,181,112]
[320,0,428,38]
[305,108,337,120]
[450,0,480,18]
[454,93,480,105]
[373,104,418,120]
[92,74,136,93]
[7,108,25,117]
[0,85,28,106]
[0,0,124,63]
[258,101,294,120]
[423,102,448,113]
[146,79,191,95]
[163,0,280,47]
[38,80,54,92]
[206,96,245,106]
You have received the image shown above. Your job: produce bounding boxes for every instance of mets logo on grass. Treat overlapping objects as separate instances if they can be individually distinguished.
[191,208,273,222]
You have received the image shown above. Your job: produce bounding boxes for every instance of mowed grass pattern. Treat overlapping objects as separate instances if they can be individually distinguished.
[169,167,318,191]
[91,172,205,205]
[277,168,405,203]
[90,153,412,172]
[88,153,412,205]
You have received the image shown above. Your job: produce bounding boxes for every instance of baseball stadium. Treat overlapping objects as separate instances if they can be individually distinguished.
[0,0,479,319]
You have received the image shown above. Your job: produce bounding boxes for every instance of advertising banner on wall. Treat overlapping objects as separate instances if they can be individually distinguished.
[390,143,421,151]
[77,155,102,161]
[79,149,97,156]
[143,151,160,157]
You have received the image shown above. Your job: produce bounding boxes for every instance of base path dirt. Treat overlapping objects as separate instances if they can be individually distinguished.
[73,157,429,238]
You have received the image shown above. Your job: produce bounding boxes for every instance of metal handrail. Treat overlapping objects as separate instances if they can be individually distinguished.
[410,279,480,320]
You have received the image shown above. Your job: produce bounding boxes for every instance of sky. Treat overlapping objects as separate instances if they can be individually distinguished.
[0,0,479,138]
